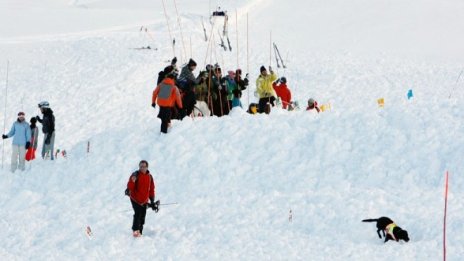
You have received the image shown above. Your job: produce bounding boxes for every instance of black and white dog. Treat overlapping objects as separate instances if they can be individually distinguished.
[362,217,410,243]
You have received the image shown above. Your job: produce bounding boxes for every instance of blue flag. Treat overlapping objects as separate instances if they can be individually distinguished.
[407,89,413,100]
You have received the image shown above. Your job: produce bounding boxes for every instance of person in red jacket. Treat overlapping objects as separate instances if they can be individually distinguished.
[152,65,184,134]
[126,160,156,237]
[272,77,292,110]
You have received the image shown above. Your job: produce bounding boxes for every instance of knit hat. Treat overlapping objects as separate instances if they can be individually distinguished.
[280,77,287,84]
[30,117,37,123]
[260,66,266,72]
[164,65,175,76]
[18,112,25,116]
[188,58,197,67]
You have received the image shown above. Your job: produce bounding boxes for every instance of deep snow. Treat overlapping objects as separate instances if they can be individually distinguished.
[0,0,463,260]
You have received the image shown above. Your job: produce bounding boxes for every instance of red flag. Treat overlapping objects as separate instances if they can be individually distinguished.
[443,171,449,261]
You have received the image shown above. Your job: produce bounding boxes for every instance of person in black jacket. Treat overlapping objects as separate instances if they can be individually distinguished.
[36,101,55,160]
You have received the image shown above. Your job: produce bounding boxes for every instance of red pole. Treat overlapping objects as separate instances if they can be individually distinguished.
[443,171,449,261]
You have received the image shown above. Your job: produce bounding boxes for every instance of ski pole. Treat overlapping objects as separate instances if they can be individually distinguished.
[202,16,208,42]
[235,9,239,69]
[273,43,281,69]
[449,69,463,99]
[2,60,9,170]
[160,202,178,206]
[269,31,272,67]
[246,13,250,107]
[173,0,187,63]
[161,0,176,58]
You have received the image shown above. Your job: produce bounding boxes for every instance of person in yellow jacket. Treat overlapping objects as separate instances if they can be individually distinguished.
[256,66,278,113]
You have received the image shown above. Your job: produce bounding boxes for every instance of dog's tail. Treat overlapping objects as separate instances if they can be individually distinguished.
[362,219,378,222]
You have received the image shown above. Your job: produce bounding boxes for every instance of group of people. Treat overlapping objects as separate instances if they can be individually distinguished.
[151,57,251,133]
[151,57,321,133]
[2,101,56,172]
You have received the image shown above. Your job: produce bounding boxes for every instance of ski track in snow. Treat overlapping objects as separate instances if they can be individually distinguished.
[0,0,464,260]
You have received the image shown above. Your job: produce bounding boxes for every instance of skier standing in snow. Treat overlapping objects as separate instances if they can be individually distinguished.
[125,160,157,237]
[194,66,211,104]
[25,117,39,161]
[235,69,249,97]
[272,77,292,110]
[210,65,228,116]
[256,66,278,113]
[152,65,184,134]
[2,112,31,172]
[177,58,202,116]
[36,101,55,160]
[224,70,238,109]
[157,57,178,85]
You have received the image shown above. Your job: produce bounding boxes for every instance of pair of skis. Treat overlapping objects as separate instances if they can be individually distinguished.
[218,31,232,51]
[273,43,286,69]
[202,16,231,51]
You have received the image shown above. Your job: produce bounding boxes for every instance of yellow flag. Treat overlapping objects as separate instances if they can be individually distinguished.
[377,98,385,108]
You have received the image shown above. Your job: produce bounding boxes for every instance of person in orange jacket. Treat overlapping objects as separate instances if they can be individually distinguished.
[272,77,292,110]
[125,160,156,237]
[152,65,183,134]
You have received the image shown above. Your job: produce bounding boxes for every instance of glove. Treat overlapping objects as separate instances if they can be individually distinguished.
[151,103,156,109]
[268,66,273,72]
[179,108,187,119]
[45,135,51,145]
[171,57,177,65]
[244,78,249,87]
[25,142,30,149]
[124,188,130,196]
[35,116,41,121]
[149,200,160,212]
[2,134,7,139]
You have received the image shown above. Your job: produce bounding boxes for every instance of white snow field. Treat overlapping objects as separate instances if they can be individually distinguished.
[0,0,463,260]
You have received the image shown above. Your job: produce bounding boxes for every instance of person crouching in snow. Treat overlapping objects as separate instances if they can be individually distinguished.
[306,98,320,113]
[125,160,157,237]
[273,77,292,110]
[152,65,184,134]
[2,112,31,172]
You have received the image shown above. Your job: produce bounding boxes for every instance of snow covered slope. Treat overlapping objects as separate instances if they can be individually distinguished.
[0,0,463,260]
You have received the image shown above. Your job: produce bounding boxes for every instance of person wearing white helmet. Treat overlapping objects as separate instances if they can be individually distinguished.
[36,101,56,160]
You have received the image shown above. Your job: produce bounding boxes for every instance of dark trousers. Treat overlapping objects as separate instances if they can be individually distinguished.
[258,97,276,113]
[158,106,172,133]
[131,199,147,233]
[183,90,196,116]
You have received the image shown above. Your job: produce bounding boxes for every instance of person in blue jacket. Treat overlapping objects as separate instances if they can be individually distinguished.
[2,112,31,172]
